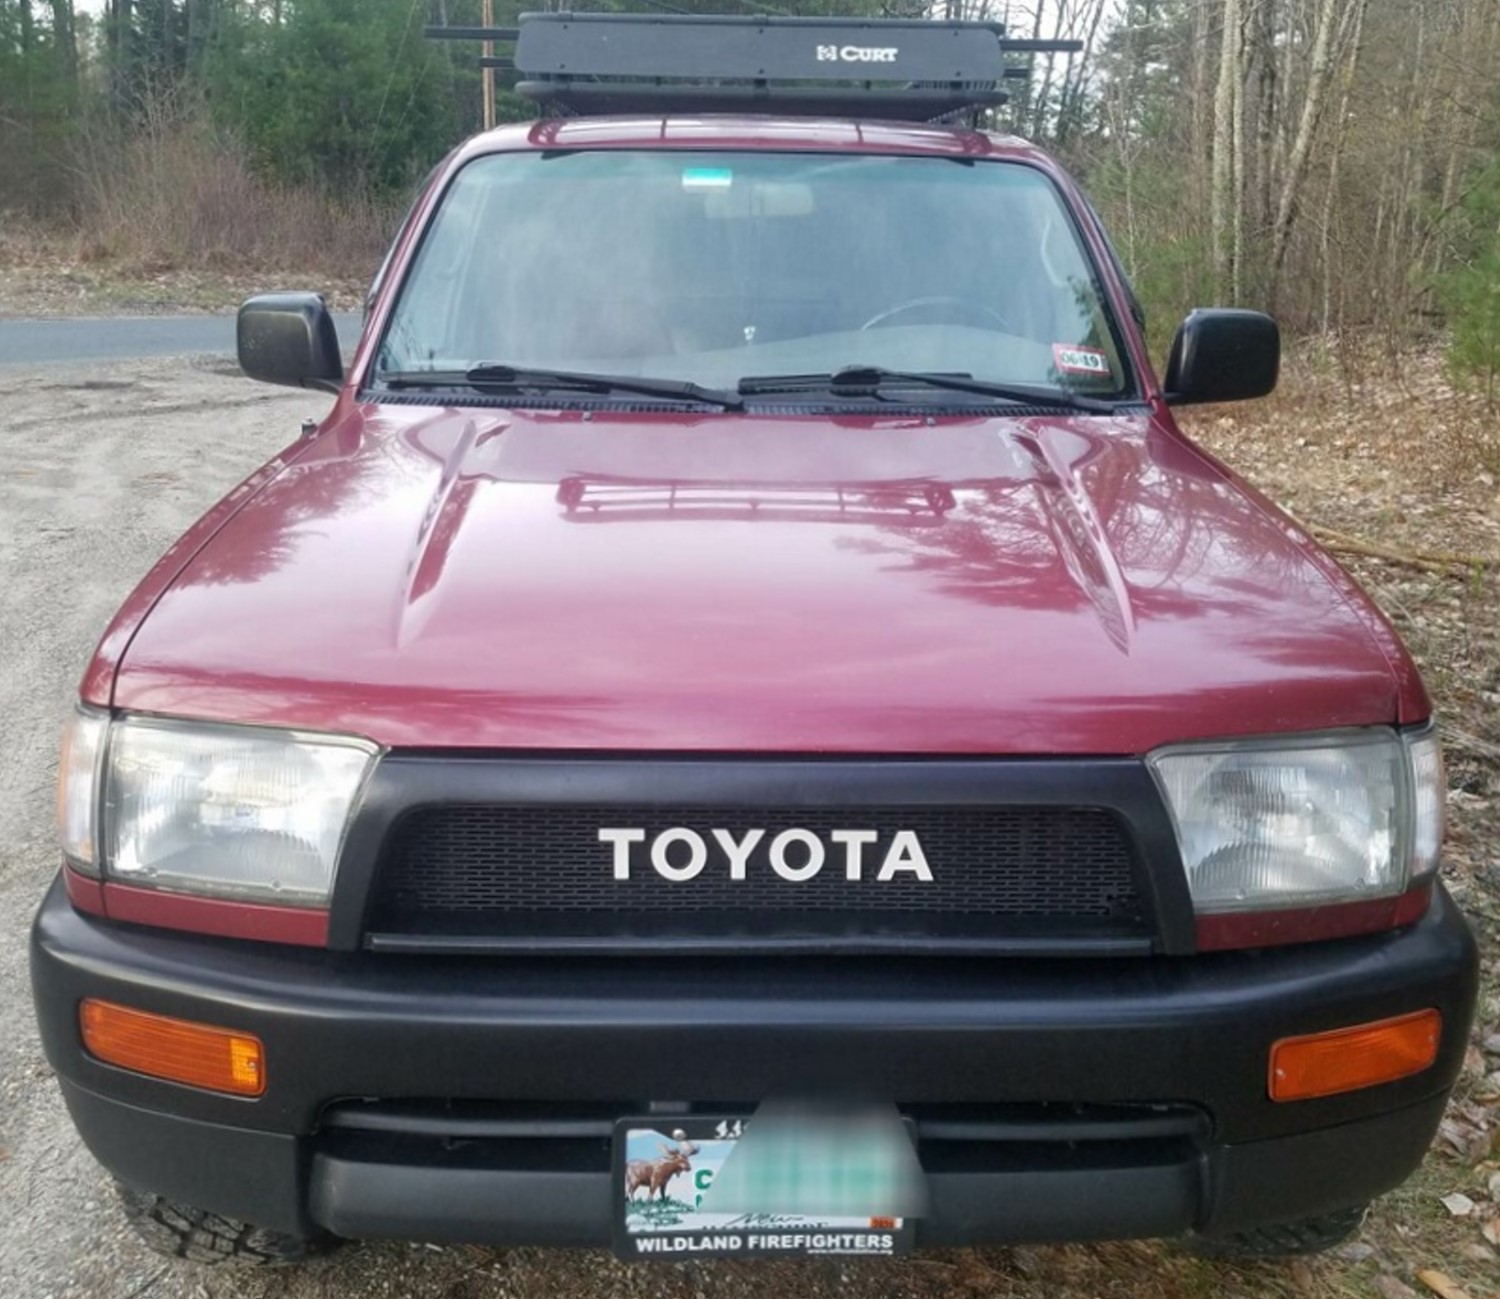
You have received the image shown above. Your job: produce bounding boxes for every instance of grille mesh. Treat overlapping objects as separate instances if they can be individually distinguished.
[369,805,1144,931]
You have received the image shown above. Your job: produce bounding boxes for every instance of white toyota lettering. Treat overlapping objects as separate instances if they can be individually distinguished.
[830,828,878,880]
[598,827,645,879]
[711,827,765,880]
[599,827,933,883]
[651,827,708,881]
[877,829,933,881]
[769,828,825,881]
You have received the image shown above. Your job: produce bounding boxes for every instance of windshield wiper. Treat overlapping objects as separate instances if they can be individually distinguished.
[380,364,743,410]
[737,365,1119,413]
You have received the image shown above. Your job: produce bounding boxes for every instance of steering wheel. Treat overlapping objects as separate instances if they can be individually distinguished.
[859,295,1013,333]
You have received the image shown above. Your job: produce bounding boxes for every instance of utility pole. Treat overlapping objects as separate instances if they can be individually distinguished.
[482,0,496,130]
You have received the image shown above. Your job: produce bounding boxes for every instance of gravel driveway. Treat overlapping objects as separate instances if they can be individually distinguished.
[0,357,313,1297]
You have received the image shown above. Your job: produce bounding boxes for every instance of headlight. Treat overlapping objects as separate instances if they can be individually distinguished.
[57,711,378,909]
[57,705,109,874]
[1147,727,1443,914]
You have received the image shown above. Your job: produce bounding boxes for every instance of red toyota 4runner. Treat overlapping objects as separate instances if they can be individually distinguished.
[31,12,1478,1268]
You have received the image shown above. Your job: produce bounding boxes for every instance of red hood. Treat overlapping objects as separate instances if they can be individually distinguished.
[108,404,1415,753]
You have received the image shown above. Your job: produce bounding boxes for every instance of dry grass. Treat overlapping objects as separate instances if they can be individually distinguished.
[0,221,369,317]
[0,105,399,317]
[72,105,400,282]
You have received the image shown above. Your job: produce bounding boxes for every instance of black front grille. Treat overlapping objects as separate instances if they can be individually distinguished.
[366,804,1147,950]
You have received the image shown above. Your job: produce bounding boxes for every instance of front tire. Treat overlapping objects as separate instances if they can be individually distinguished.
[1185,1204,1368,1258]
[116,1182,335,1266]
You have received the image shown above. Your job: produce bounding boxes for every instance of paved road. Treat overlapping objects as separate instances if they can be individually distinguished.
[0,311,364,366]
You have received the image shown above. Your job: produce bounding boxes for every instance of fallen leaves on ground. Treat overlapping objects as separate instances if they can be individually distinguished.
[1417,1270,1476,1299]
[0,220,370,318]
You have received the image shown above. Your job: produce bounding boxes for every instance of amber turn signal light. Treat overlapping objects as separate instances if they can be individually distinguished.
[79,999,265,1097]
[1269,1009,1441,1102]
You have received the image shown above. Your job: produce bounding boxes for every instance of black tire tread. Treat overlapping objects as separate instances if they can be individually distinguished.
[1186,1204,1368,1258]
[115,1182,331,1266]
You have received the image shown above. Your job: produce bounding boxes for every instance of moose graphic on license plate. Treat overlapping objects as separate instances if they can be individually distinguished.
[612,1109,922,1260]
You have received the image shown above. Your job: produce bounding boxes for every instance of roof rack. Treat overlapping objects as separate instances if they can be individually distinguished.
[425,12,1081,123]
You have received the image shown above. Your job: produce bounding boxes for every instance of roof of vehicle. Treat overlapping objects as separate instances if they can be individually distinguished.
[450,115,1058,168]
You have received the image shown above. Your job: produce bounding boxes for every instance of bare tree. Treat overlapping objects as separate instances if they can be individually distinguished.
[1211,0,1244,299]
[1268,0,1362,307]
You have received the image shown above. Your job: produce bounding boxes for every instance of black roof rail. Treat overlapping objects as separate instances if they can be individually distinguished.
[424,12,1081,123]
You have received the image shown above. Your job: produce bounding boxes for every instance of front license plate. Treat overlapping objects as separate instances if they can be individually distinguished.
[612,1113,917,1260]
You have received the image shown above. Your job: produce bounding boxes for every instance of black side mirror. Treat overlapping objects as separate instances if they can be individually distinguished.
[237,293,343,393]
[1163,308,1279,405]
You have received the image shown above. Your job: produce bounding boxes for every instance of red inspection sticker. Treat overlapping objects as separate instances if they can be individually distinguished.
[1052,344,1112,378]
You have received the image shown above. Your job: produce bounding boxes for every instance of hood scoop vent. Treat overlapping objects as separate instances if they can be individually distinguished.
[556,474,958,523]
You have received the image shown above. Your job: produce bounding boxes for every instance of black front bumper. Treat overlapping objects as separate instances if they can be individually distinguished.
[31,876,1478,1249]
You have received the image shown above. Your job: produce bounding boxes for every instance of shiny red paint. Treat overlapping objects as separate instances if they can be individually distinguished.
[1194,885,1434,953]
[107,400,1422,753]
[84,116,1430,759]
[64,862,325,945]
[81,449,304,708]
[63,866,106,917]
[98,883,329,947]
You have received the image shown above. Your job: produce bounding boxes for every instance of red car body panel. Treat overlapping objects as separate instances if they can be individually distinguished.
[91,115,1430,750]
[109,401,1422,753]
[79,449,302,708]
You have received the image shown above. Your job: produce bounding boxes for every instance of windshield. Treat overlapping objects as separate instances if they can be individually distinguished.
[375,150,1131,399]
